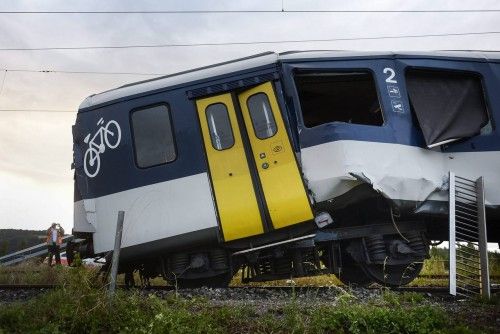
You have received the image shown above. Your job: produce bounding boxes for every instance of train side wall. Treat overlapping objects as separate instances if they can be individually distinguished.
[74,173,218,254]
[73,88,219,254]
[280,56,500,214]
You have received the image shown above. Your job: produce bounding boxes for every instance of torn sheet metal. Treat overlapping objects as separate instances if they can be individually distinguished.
[301,140,500,210]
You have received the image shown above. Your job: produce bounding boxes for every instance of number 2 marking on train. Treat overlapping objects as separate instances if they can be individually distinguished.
[383,67,397,83]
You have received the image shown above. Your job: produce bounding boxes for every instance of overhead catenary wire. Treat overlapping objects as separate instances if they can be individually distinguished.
[2,47,500,77]
[0,29,498,113]
[1,9,500,14]
[1,31,499,51]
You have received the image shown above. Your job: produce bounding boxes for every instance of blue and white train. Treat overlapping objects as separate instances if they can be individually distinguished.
[72,51,500,286]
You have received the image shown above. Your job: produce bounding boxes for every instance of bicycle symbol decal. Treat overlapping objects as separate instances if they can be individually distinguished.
[83,118,121,178]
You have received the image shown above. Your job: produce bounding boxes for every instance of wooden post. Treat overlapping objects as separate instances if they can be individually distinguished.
[108,211,124,297]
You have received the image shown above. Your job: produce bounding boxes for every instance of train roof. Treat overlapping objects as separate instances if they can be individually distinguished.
[79,50,500,111]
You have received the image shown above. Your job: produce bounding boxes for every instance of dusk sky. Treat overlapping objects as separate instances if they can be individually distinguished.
[1,0,499,232]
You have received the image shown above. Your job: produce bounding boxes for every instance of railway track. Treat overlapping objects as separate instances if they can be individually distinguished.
[418,274,500,280]
[1,283,498,294]
[0,284,57,289]
[1,283,497,307]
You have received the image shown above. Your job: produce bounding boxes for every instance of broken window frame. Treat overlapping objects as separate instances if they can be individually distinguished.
[292,69,385,129]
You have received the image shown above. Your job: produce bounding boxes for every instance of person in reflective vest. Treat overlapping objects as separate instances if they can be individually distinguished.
[46,223,64,266]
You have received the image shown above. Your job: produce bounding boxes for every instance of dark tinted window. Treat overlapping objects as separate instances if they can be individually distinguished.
[247,93,277,139]
[132,105,176,168]
[294,71,383,128]
[206,103,234,150]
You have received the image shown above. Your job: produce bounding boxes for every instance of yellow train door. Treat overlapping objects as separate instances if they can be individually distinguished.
[196,93,264,241]
[196,82,313,242]
[237,82,313,229]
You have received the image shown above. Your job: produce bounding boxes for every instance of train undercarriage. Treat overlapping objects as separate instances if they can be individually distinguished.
[151,226,429,288]
[109,196,434,288]
[69,186,499,289]
[74,184,498,289]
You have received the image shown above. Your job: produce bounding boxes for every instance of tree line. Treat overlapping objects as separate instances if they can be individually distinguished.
[0,229,46,256]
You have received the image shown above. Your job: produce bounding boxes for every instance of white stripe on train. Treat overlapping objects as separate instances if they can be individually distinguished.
[74,172,218,254]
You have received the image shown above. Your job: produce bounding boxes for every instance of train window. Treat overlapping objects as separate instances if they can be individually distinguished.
[131,104,176,168]
[406,69,491,147]
[294,71,383,128]
[247,93,277,139]
[205,103,235,150]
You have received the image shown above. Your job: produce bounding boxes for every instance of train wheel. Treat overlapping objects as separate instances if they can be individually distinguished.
[362,262,423,286]
[335,250,373,286]
[342,234,427,287]
[337,264,373,286]
[359,231,428,286]
[359,261,424,287]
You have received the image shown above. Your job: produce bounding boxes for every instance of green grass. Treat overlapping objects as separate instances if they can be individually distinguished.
[0,260,73,285]
[0,268,496,333]
[1,292,451,334]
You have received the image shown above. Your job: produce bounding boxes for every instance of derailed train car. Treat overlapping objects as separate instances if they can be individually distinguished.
[72,51,500,287]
